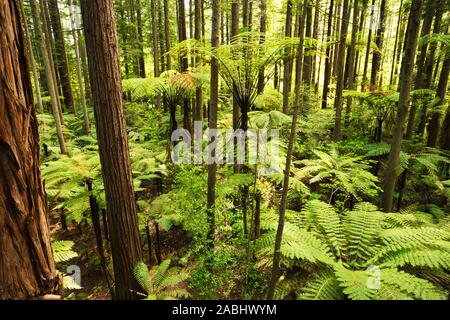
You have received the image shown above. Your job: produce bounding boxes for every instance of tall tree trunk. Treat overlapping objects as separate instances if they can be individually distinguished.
[136,0,145,78]
[415,3,445,137]
[158,0,166,72]
[151,0,161,110]
[77,27,91,100]
[0,0,58,299]
[163,0,172,70]
[369,0,387,90]
[382,0,423,213]
[321,0,334,109]
[39,0,64,125]
[30,0,66,154]
[332,0,341,78]
[68,0,90,134]
[207,0,220,246]
[177,0,189,72]
[362,0,375,91]
[48,0,74,111]
[231,1,240,128]
[389,0,404,87]
[282,0,293,114]
[23,3,44,113]
[427,53,450,147]
[344,0,360,125]
[257,0,267,93]
[333,0,350,141]
[243,0,249,28]
[195,0,203,122]
[302,0,313,85]
[267,0,307,300]
[80,0,144,299]
[414,0,436,89]
[311,0,320,89]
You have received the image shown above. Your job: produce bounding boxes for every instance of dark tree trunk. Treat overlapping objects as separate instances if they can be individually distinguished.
[382,0,423,213]
[164,0,172,70]
[86,179,105,267]
[231,0,240,129]
[311,0,320,89]
[80,0,144,299]
[362,0,375,91]
[257,0,267,93]
[207,0,220,246]
[414,0,436,89]
[389,0,404,86]
[136,0,145,78]
[194,0,203,122]
[344,0,360,125]
[369,0,387,90]
[30,0,66,154]
[302,1,313,85]
[321,0,334,109]
[0,0,58,299]
[177,0,189,72]
[243,0,249,28]
[151,0,161,111]
[47,0,74,111]
[427,54,450,147]
[333,0,350,141]
[415,2,445,137]
[282,0,293,114]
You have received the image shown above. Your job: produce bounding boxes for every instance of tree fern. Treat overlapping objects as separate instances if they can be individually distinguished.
[133,259,190,300]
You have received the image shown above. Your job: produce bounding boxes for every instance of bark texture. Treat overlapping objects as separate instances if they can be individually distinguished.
[80,0,143,299]
[0,0,57,299]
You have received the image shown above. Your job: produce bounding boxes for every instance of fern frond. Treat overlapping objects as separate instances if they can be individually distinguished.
[298,269,344,300]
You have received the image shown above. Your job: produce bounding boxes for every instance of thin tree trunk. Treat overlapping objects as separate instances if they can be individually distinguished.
[302,1,313,85]
[207,0,220,246]
[243,0,249,28]
[40,0,63,124]
[68,0,90,134]
[427,53,450,147]
[195,0,203,122]
[333,0,350,141]
[257,0,267,93]
[389,0,403,87]
[311,0,320,89]
[23,4,44,113]
[80,0,144,299]
[30,0,66,154]
[369,0,387,90]
[136,0,145,78]
[0,0,58,299]
[163,0,172,70]
[382,0,423,213]
[415,4,445,137]
[362,0,375,91]
[344,0,360,125]
[267,0,307,299]
[321,0,334,109]
[282,0,293,114]
[48,0,74,111]
[151,0,161,110]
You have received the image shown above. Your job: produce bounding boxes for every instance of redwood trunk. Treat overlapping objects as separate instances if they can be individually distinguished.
[0,0,58,299]
[80,0,144,299]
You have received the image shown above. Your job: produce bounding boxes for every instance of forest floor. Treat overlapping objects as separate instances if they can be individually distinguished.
[50,210,191,300]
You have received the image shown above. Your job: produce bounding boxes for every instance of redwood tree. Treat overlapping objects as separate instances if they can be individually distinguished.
[382,0,424,212]
[0,0,58,299]
[80,0,144,299]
